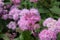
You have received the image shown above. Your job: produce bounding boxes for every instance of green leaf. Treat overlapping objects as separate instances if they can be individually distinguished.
[3,34,9,40]
[19,31,31,40]
[0,34,4,38]
[14,38,20,40]
[19,31,36,40]
[50,6,60,14]
[57,33,60,40]
[38,8,49,13]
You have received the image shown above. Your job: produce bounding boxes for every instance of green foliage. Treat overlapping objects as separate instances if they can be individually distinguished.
[19,31,32,40]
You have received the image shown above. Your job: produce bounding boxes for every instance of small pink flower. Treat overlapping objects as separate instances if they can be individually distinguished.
[19,9,30,17]
[33,24,40,30]
[13,13,19,20]
[30,8,41,21]
[7,21,17,30]
[18,16,30,30]
[1,14,8,20]
[9,8,20,15]
[30,8,39,15]
[18,18,29,31]
[24,12,40,24]
[9,8,21,19]
[0,2,4,6]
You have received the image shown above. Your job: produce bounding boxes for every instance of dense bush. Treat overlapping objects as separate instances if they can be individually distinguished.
[0,0,60,40]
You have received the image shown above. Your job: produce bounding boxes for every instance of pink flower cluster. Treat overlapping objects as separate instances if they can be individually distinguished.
[39,17,60,40]
[8,8,21,20]
[43,17,60,33]
[6,8,40,31]
[0,0,40,31]
[39,29,57,40]
[18,8,40,31]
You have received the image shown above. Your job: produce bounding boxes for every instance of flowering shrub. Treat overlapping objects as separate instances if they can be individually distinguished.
[0,0,60,40]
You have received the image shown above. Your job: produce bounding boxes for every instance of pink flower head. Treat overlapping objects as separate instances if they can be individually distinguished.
[47,21,57,34]
[1,14,8,20]
[11,0,21,5]
[9,8,21,19]
[33,24,40,30]
[54,19,60,33]
[39,29,57,40]
[17,8,40,31]
[30,8,40,15]
[30,0,38,3]
[13,13,19,20]
[19,9,30,17]
[17,17,29,31]
[7,21,16,30]
[24,8,41,23]
[24,13,40,24]
[9,8,20,15]
[43,18,60,34]
[30,8,41,20]
[0,2,4,7]
[47,20,56,28]
[43,17,56,27]
[18,13,40,31]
